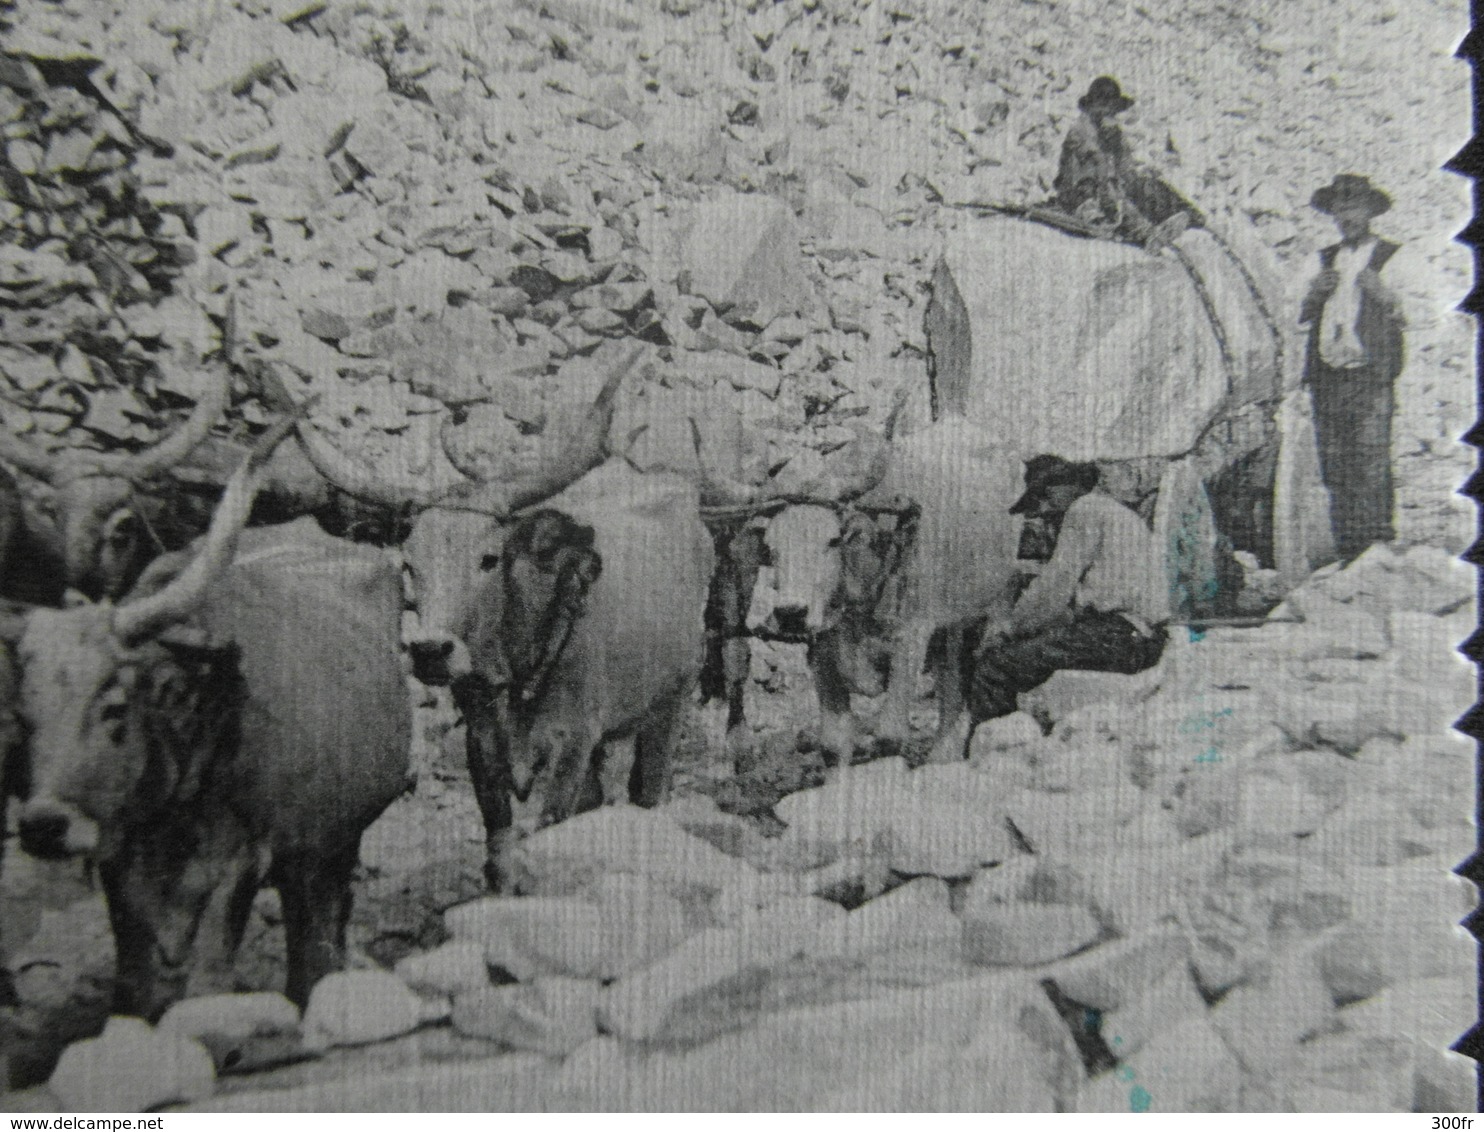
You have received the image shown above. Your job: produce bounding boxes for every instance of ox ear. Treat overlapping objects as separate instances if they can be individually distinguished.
[510,510,595,564]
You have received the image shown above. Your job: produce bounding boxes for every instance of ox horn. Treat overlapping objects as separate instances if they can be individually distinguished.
[111,411,299,643]
[445,345,641,516]
[0,363,228,484]
[828,383,911,502]
[270,364,463,509]
[294,417,458,510]
[102,293,236,479]
[694,384,912,518]
[103,361,232,480]
[687,418,772,508]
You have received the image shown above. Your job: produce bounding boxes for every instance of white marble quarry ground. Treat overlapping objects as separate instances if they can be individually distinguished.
[2,542,1474,1113]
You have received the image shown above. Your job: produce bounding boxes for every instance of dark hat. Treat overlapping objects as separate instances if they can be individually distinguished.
[1310,174,1392,217]
[1009,455,1100,515]
[1078,76,1134,113]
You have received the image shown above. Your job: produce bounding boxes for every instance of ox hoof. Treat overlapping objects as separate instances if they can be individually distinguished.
[866,733,910,762]
[870,717,912,756]
[483,857,511,895]
[483,833,520,894]
[816,718,858,771]
[925,715,973,764]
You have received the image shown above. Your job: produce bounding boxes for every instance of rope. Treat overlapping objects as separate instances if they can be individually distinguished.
[1199,221,1289,397]
[1165,241,1238,399]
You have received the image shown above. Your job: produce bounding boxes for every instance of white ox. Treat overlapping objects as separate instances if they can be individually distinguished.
[293,353,713,889]
[462,462,713,824]
[749,217,1288,765]
[748,417,1022,765]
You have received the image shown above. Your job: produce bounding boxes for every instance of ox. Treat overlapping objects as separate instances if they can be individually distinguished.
[294,350,712,890]
[0,364,229,603]
[9,417,411,1019]
[742,416,1025,767]
[685,391,925,760]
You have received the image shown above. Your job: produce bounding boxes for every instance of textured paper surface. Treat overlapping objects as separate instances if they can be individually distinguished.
[0,0,1475,1114]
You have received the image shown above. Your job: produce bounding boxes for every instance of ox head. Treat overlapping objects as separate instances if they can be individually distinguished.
[402,509,502,686]
[751,506,896,637]
[293,348,639,688]
[12,416,292,867]
[0,364,230,602]
[460,508,603,801]
[700,386,910,639]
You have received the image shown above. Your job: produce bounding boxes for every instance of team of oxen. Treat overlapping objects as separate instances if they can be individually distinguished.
[0,341,1033,1026]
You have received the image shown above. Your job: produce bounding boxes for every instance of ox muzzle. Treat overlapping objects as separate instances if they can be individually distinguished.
[408,634,474,687]
[18,797,100,859]
[746,566,835,640]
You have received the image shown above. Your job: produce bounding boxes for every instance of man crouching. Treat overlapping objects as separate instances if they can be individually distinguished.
[968,455,1169,724]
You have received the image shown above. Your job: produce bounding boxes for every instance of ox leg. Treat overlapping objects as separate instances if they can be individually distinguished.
[926,624,973,763]
[874,620,935,756]
[722,637,755,769]
[188,847,265,998]
[456,678,516,892]
[631,684,686,808]
[598,734,637,808]
[534,718,605,829]
[101,847,216,1022]
[808,629,858,771]
[275,845,358,1007]
[221,849,268,960]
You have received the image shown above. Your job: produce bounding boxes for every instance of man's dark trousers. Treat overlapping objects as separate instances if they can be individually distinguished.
[968,609,1167,722]
[1308,362,1395,562]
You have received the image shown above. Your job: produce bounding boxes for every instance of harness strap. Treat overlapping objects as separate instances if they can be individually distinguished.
[507,552,596,710]
[126,485,170,557]
[1166,242,1237,399]
[1202,222,1287,397]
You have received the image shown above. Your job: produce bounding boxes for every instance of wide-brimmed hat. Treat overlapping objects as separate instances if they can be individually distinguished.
[1009,455,1100,515]
[1310,174,1392,217]
[1078,76,1134,113]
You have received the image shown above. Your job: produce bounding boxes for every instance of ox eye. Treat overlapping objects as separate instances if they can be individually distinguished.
[480,554,499,571]
[106,520,138,550]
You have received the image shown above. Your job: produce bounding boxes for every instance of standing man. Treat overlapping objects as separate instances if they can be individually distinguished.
[968,456,1170,724]
[1053,76,1190,248]
[1298,174,1406,562]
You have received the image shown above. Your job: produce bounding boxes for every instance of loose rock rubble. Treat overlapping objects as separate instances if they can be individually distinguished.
[0,0,1473,1114]
[0,0,1468,539]
[6,544,1468,1113]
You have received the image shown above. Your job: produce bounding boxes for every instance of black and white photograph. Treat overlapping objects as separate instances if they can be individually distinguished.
[0,0,1475,1113]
